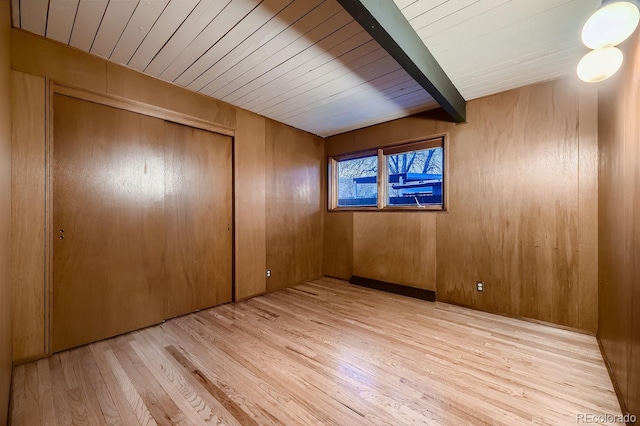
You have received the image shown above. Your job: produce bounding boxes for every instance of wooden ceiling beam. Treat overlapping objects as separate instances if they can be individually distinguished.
[337,0,467,123]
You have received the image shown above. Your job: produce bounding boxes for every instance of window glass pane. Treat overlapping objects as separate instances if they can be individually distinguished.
[337,155,378,207]
[386,147,443,206]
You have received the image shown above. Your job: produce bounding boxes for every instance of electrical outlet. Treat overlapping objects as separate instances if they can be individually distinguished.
[476,281,484,292]
[266,269,271,278]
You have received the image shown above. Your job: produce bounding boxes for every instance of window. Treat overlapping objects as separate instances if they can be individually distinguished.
[336,154,378,207]
[385,143,443,207]
[328,136,446,211]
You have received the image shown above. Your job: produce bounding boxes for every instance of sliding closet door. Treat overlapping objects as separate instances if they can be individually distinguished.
[52,95,233,353]
[164,122,232,317]
[52,95,167,352]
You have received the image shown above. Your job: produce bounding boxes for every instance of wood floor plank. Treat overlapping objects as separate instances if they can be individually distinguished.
[35,359,55,425]
[264,286,596,396]
[24,363,41,425]
[215,303,474,425]
[239,294,521,425]
[179,313,371,425]
[163,319,323,425]
[80,346,125,425]
[144,326,283,425]
[162,344,256,426]
[280,283,614,414]
[48,356,73,425]
[10,365,25,426]
[59,349,106,425]
[100,345,155,426]
[89,341,147,426]
[129,337,231,425]
[107,336,185,425]
[134,333,241,426]
[11,278,623,425]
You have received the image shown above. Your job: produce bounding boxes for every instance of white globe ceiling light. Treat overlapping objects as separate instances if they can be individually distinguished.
[577,1,638,82]
[577,46,624,82]
[582,1,640,49]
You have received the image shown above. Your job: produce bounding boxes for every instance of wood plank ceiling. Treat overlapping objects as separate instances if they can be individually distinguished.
[13,0,599,137]
[394,0,601,101]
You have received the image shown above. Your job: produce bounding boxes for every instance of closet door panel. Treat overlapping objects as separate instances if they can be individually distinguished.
[164,122,233,317]
[52,95,167,352]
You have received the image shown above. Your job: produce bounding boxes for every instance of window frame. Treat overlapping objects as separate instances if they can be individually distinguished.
[328,134,447,212]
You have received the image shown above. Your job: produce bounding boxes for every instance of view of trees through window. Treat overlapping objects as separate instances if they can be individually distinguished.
[337,155,378,207]
[386,147,443,206]
[332,137,445,209]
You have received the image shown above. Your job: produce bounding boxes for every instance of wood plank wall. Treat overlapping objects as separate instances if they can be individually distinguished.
[0,2,12,424]
[235,110,267,301]
[353,213,437,289]
[325,78,599,333]
[598,31,640,417]
[265,121,324,292]
[10,29,324,363]
[10,72,45,362]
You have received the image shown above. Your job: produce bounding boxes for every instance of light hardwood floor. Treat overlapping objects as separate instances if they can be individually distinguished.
[10,278,622,425]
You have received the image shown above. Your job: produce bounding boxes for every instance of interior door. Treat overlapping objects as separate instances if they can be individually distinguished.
[164,121,232,317]
[52,95,232,352]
